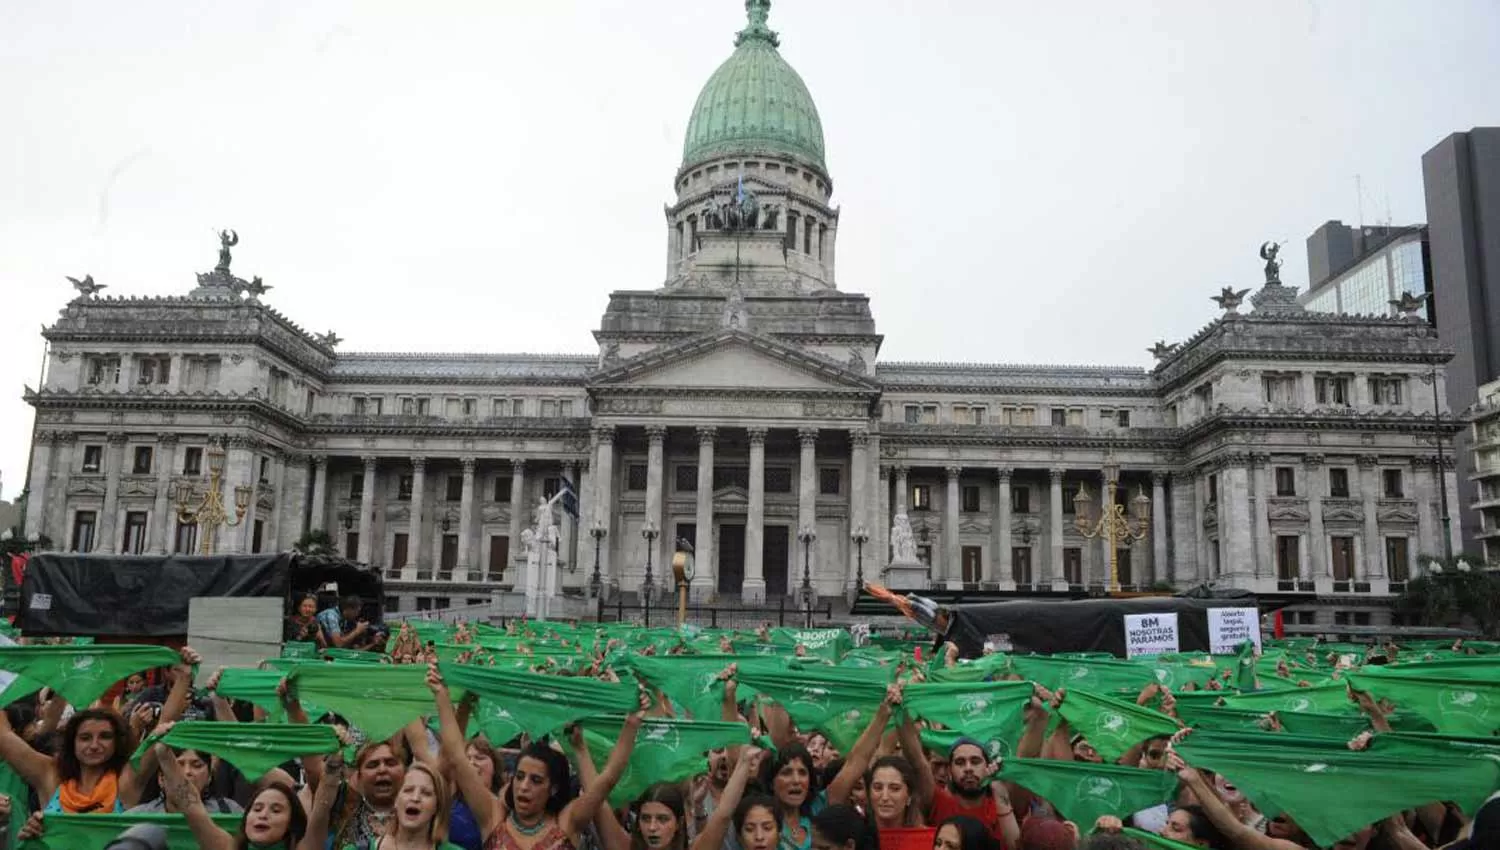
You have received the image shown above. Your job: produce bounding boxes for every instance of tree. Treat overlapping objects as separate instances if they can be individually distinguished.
[292,529,337,559]
[1397,557,1500,638]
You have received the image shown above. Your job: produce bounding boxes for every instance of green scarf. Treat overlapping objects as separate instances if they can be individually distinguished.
[0,674,43,709]
[901,680,1032,746]
[289,664,440,742]
[214,668,289,721]
[281,641,319,659]
[438,661,638,741]
[1347,664,1500,737]
[1176,734,1500,848]
[133,720,340,780]
[767,628,852,662]
[624,653,747,720]
[995,758,1177,828]
[927,653,1013,683]
[1055,688,1181,763]
[0,644,179,709]
[322,647,386,664]
[736,666,891,751]
[17,811,241,849]
[0,762,30,844]
[1009,655,1156,694]
[1171,702,1270,732]
[1219,682,1356,716]
[566,715,750,805]
[1119,826,1205,850]
[919,728,1012,763]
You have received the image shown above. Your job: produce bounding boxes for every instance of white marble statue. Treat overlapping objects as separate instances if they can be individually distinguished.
[890,512,918,563]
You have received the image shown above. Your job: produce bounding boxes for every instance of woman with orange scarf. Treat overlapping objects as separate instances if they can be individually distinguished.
[0,646,200,815]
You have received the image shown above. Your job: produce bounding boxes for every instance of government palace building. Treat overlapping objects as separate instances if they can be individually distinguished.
[20,1,1460,627]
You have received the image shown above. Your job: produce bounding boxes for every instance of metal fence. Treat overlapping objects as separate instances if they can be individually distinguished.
[597,594,835,629]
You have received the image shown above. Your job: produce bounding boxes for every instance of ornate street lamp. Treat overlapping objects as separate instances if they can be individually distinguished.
[848,525,869,605]
[641,520,659,627]
[174,442,251,555]
[797,525,817,627]
[1073,458,1150,592]
[340,510,355,531]
[589,522,608,622]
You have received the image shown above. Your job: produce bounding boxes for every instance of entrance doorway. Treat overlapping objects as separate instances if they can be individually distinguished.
[765,525,790,596]
[717,523,745,594]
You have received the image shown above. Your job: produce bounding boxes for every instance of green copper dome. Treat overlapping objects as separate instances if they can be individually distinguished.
[681,1,826,171]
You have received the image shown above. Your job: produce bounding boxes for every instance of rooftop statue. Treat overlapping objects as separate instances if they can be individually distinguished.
[1212,286,1251,315]
[215,229,239,273]
[1260,240,1283,284]
[66,274,105,300]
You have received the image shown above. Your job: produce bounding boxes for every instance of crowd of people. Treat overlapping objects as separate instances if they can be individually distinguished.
[0,606,1493,850]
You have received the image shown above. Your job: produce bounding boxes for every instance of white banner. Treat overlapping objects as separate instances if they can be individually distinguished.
[1208,607,1263,655]
[1124,612,1180,658]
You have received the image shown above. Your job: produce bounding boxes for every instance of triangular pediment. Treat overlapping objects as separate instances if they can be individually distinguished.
[589,329,878,393]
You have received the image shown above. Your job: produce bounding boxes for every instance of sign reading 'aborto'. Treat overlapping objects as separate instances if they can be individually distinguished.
[1123,612,1180,658]
[1208,607,1263,655]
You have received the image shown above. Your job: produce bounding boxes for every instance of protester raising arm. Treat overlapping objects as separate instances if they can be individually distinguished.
[1176,766,1304,850]
[694,745,759,850]
[827,684,901,805]
[557,699,645,838]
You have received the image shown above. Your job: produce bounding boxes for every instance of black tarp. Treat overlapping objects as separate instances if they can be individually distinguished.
[943,596,1258,658]
[15,553,386,637]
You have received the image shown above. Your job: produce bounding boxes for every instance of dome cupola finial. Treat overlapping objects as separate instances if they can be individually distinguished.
[735,0,779,47]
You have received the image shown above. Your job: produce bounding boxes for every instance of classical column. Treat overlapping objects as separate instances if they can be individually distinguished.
[995,469,1012,588]
[594,428,616,590]
[695,427,717,594]
[944,466,961,586]
[562,461,579,574]
[744,427,768,602]
[458,457,477,576]
[894,466,909,515]
[97,432,127,554]
[1049,469,1065,589]
[1221,458,1252,580]
[1251,455,1272,579]
[407,457,426,580]
[310,456,329,533]
[1096,469,1111,586]
[507,460,527,573]
[1413,458,1436,558]
[279,453,310,551]
[22,433,54,540]
[1358,455,1382,578]
[357,456,377,563]
[1195,469,1211,577]
[1151,471,1168,585]
[149,435,177,555]
[877,465,890,565]
[569,459,589,586]
[797,428,818,530]
[46,435,76,543]
[646,426,668,574]
[1300,455,1324,579]
[847,430,869,591]
[1169,473,1196,585]
[222,439,256,554]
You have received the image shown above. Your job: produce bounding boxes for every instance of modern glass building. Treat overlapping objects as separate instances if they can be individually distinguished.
[1299,223,1432,322]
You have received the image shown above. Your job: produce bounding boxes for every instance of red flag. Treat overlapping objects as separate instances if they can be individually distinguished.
[1272,609,1284,639]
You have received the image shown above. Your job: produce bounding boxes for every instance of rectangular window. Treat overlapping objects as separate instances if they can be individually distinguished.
[543,477,561,500]
[82,445,103,473]
[182,447,203,475]
[1117,548,1133,587]
[1011,547,1033,586]
[1331,536,1355,580]
[385,596,400,613]
[251,519,264,554]
[182,355,221,391]
[1385,537,1409,582]
[345,532,360,560]
[676,465,698,492]
[400,397,416,415]
[1276,535,1300,580]
[1051,409,1067,427]
[258,456,271,484]
[1063,547,1082,586]
[513,399,525,416]
[953,405,986,425]
[416,597,433,612]
[961,546,983,583]
[1353,611,1371,626]
[397,475,414,501]
[494,476,512,503]
[440,534,459,571]
[1369,376,1404,406]
[819,467,841,496]
[1063,485,1079,515]
[1329,468,1350,498]
[1274,466,1295,497]
[626,464,648,491]
[417,397,431,415]
[714,466,750,490]
[911,484,932,511]
[559,400,574,417]
[1212,539,1222,576]
[1015,407,1035,426]
[122,511,149,555]
[1382,469,1404,498]
[434,598,450,610]
[349,473,364,500]
[920,405,938,424]
[86,355,121,386]
[1315,375,1351,406]
[1012,486,1031,514]
[446,475,464,502]
[132,446,153,475]
[174,520,198,555]
[462,398,477,417]
[904,405,922,424]
[764,468,793,493]
[1207,474,1218,505]
[489,535,510,579]
[1116,409,1130,428]
[961,485,981,512]
[392,533,409,569]
[541,399,558,418]
[493,399,509,417]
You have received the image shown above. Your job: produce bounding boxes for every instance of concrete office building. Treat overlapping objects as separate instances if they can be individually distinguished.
[1423,127,1500,552]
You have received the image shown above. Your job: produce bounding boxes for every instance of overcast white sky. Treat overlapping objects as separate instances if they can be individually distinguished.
[3,1,1498,504]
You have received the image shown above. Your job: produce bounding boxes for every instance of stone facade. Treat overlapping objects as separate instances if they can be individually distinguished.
[16,3,1463,623]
